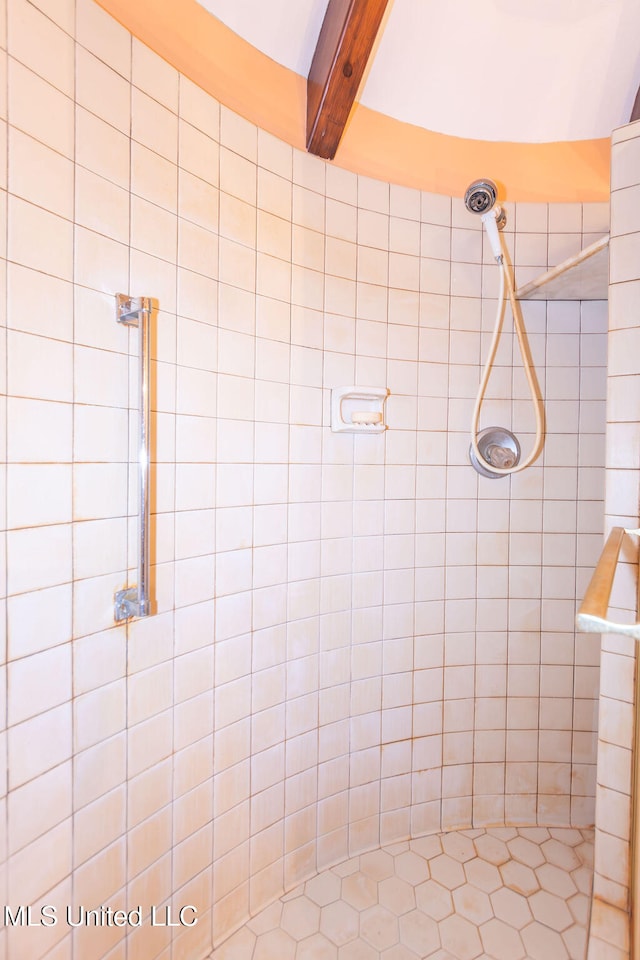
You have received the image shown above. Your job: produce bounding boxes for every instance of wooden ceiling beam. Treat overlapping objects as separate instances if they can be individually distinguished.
[306,0,390,160]
[631,83,640,123]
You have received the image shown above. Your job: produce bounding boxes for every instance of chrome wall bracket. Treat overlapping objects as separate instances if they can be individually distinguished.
[117,294,149,325]
[114,294,154,622]
[115,586,151,621]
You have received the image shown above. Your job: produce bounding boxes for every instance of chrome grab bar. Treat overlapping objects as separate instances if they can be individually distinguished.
[114,294,154,621]
[576,527,640,640]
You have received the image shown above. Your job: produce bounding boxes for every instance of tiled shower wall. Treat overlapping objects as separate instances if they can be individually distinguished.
[587,118,640,960]
[0,0,608,957]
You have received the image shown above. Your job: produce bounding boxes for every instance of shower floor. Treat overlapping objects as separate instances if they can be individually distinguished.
[208,826,594,960]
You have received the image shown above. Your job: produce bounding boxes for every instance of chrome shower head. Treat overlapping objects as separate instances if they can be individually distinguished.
[464,179,498,215]
[464,178,507,261]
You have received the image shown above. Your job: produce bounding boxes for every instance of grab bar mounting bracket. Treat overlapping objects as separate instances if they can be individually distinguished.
[117,293,150,325]
[115,587,151,622]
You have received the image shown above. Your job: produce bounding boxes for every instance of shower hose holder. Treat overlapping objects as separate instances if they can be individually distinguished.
[469,426,521,479]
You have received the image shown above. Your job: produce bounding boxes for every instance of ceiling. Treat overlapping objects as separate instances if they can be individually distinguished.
[197,0,640,143]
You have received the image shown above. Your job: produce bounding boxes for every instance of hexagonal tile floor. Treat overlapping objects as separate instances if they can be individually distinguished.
[209,826,594,960]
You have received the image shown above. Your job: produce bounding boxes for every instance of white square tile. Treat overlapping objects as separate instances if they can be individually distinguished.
[76,46,130,133]
[8,196,73,280]
[76,166,130,245]
[76,0,131,77]
[8,59,74,157]
[9,0,74,95]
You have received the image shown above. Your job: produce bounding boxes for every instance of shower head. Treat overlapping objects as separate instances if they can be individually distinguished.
[464,179,498,215]
[464,178,506,261]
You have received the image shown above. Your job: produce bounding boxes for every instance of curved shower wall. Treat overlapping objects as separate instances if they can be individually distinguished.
[0,1,609,957]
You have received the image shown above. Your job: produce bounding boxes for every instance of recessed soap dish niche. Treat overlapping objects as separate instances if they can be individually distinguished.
[331,386,389,434]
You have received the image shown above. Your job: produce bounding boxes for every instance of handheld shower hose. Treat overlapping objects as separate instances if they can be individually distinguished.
[469,203,545,477]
